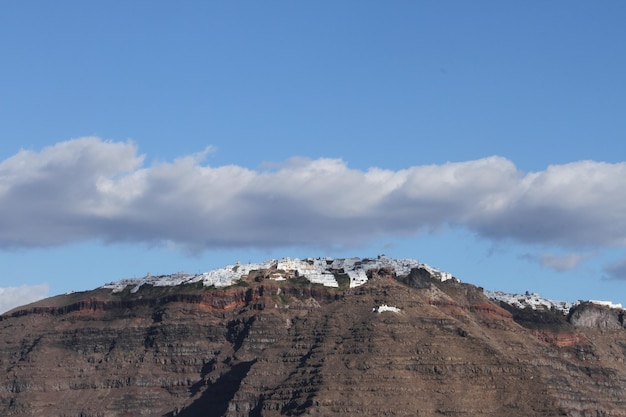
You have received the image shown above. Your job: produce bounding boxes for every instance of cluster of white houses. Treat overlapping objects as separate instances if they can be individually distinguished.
[103,256,453,293]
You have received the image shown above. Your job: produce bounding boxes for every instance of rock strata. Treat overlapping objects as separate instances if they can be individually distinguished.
[1,259,626,416]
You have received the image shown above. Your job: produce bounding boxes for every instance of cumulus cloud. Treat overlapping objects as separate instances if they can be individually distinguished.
[0,284,49,314]
[1,137,626,253]
[467,161,626,247]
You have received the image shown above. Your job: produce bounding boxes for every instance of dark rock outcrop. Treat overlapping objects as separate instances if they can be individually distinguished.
[404,267,432,289]
[569,302,625,329]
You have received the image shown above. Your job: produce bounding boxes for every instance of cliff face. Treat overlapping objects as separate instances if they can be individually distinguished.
[2,269,626,417]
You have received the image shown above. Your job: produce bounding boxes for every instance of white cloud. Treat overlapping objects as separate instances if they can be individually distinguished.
[0,284,49,314]
[468,161,626,247]
[1,137,626,255]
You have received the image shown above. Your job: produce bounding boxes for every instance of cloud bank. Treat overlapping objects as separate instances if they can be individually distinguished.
[2,137,626,253]
[0,284,49,314]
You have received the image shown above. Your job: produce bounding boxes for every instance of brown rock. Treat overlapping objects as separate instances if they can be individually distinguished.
[2,274,626,416]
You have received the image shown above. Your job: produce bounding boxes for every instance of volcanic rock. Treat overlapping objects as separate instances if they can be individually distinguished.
[1,258,626,416]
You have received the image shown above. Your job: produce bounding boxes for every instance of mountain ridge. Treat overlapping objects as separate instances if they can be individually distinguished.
[2,256,626,416]
[7,255,619,317]
[94,255,617,314]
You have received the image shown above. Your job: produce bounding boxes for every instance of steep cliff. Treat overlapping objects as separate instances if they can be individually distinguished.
[2,259,626,417]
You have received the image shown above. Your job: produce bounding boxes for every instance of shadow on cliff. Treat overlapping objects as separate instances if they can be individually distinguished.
[165,359,256,417]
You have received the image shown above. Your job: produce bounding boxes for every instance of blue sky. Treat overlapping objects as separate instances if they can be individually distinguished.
[1,1,626,312]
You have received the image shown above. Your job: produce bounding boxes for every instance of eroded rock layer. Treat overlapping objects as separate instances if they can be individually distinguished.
[2,268,626,416]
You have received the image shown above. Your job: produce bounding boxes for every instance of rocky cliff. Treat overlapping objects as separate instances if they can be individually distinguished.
[2,258,626,417]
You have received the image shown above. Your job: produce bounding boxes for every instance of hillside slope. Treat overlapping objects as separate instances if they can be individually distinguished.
[2,259,626,416]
